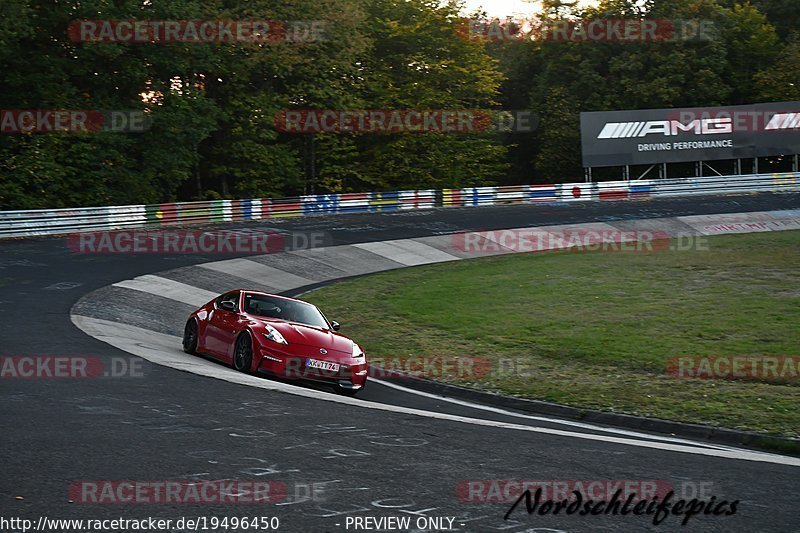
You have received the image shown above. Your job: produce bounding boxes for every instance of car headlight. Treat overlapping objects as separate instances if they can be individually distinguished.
[352,343,365,359]
[262,324,288,345]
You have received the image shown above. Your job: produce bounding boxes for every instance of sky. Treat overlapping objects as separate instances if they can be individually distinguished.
[458,0,598,18]
[460,0,540,18]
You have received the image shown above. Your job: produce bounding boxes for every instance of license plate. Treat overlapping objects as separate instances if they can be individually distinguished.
[305,358,340,372]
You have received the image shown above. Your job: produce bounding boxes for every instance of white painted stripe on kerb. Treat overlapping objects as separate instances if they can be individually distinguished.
[113,275,217,307]
[369,378,745,453]
[70,315,800,468]
[198,258,312,291]
[354,239,459,266]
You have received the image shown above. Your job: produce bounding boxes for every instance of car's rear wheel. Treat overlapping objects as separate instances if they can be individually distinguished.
[183,319,198,354]
[233,333,253,372]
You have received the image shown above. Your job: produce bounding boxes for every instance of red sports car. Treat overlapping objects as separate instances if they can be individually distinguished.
[182,290,367,396]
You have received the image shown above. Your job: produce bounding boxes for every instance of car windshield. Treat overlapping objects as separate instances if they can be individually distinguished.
[243,293,329,329]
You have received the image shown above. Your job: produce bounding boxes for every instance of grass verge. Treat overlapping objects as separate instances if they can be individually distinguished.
[306,230,800,437]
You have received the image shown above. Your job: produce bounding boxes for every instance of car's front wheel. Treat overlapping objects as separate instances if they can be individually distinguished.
[233,333,253,372]
[182,319,198,354]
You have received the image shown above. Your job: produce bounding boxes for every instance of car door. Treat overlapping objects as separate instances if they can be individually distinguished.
[205,291,241,358]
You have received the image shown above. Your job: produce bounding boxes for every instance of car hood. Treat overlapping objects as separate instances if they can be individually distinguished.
[251,318,353,354]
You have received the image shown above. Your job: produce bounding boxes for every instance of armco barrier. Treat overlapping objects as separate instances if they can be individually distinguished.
[1,173,798,238]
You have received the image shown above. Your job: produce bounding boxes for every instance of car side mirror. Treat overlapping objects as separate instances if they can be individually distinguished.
[330,321,340,331]
[220,301,236,312]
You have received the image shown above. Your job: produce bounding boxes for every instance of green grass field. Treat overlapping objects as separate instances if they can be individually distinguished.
[306,230,800,437]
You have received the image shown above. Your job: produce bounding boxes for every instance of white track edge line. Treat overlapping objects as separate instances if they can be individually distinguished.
[70,314,800,468]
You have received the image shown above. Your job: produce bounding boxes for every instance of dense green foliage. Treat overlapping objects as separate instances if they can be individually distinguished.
[0,0,798,208]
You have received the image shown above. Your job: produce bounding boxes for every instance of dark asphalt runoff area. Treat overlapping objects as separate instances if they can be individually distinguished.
[2,193,800,533]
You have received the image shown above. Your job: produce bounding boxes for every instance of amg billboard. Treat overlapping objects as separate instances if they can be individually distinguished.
[580,101,800,167]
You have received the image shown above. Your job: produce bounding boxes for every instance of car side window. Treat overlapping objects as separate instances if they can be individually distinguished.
[216,291,239,312]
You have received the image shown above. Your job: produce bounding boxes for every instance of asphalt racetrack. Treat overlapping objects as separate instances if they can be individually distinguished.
[2,193,800,532]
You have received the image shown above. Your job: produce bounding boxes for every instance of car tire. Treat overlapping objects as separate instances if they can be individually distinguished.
[183,319,198,355]
[233,333,253,372]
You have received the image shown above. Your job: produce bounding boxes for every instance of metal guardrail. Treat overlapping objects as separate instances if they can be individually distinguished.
[1,173,798,238]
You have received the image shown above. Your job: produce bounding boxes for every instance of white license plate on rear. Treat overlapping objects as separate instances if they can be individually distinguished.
[305,358,339,372]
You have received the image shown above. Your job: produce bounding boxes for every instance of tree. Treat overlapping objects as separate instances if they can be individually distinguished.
[733,0,800,40]
[720,2,780,104]
[346,0,509,190]
[755,36,800,101]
